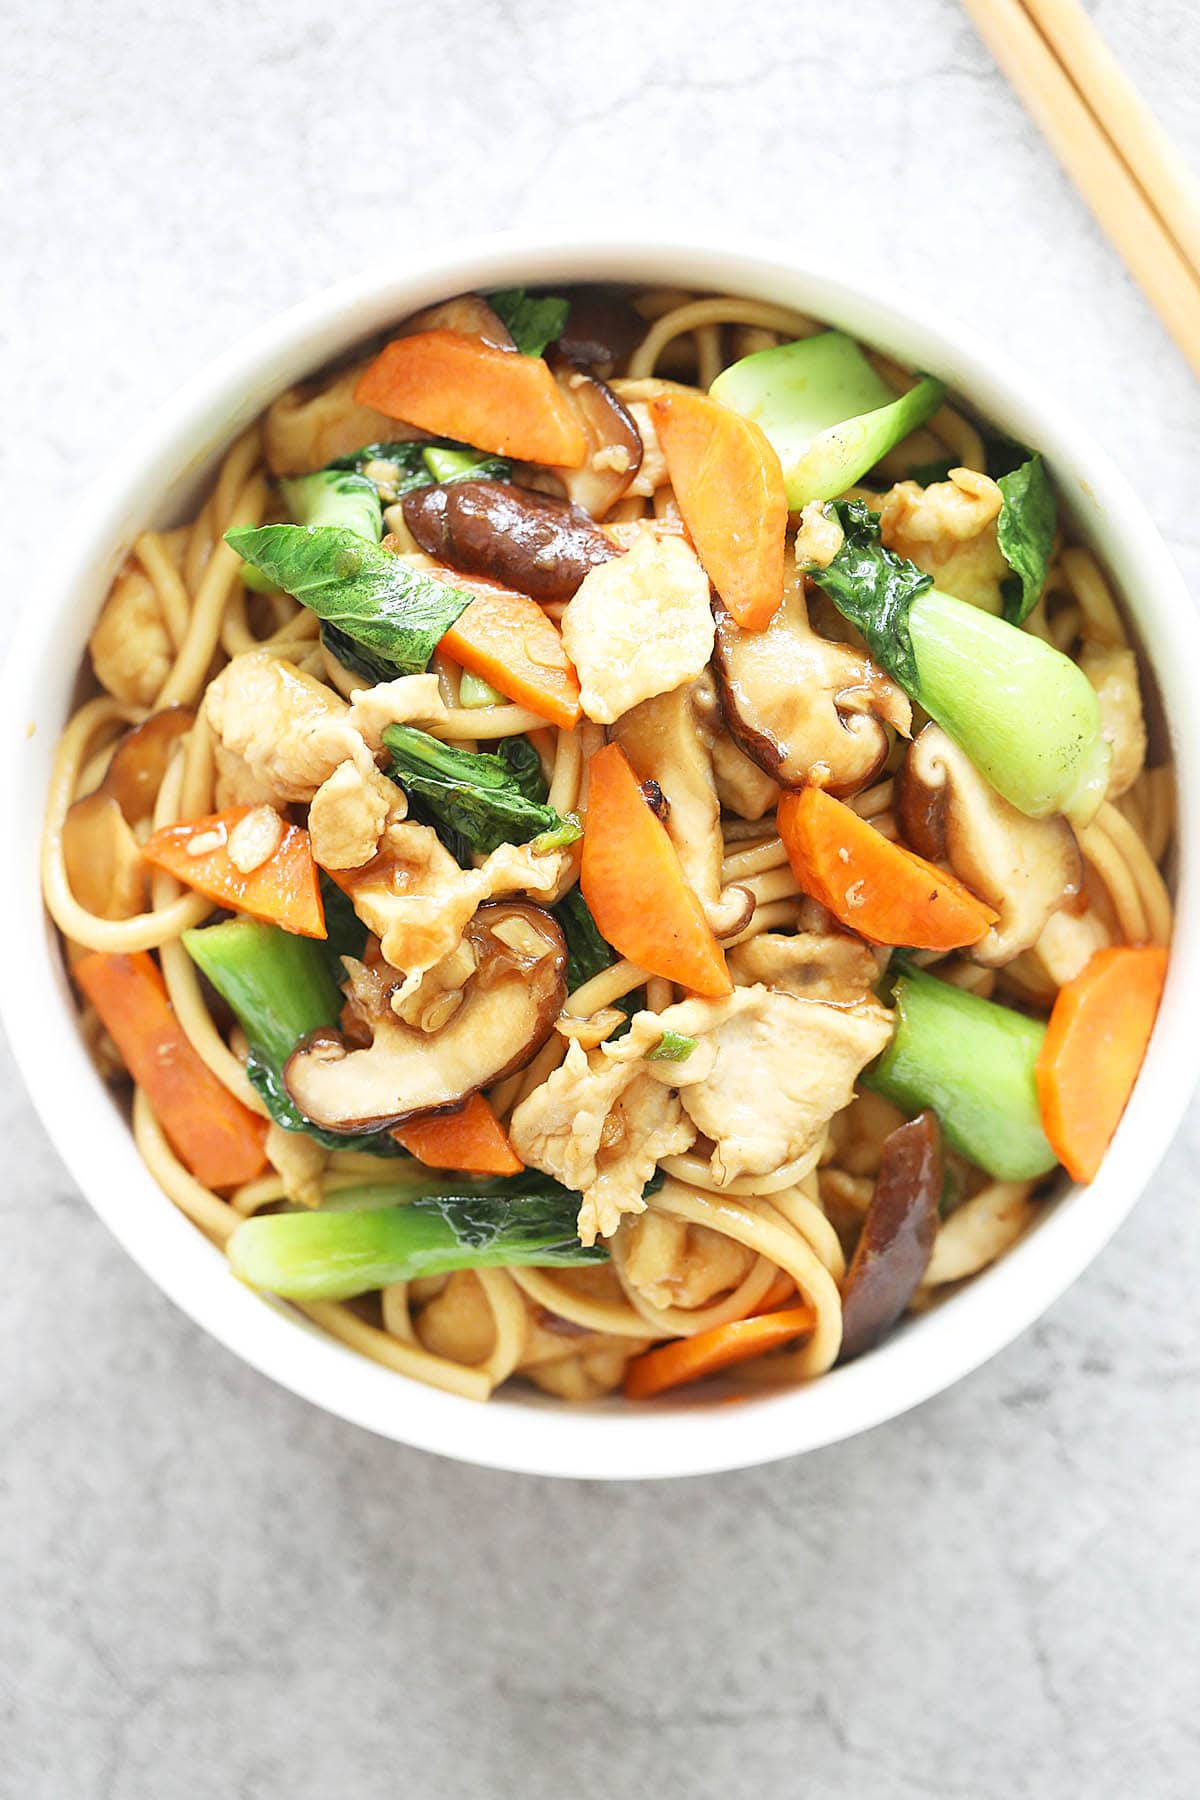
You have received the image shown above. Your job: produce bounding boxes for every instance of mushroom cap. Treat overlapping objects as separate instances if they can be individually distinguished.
[896,723,1082,967]
[839,1111,942,1363]
[99,706,196,823]
[283,901,567,1134]
[402,480,613,602]
[712,586,911,798]
[548,351,644,519]
[61,706,197,925]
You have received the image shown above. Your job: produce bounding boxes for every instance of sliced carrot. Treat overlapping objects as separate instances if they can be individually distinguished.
[392,1093,523,1176]
[623,1304,817,1399]
[355,331,588,467]
[74,951,268,1188]
[142,807,326,939]
[439,574,582,729]
[581,743,732,997]
[778,786,998,950]
[652,389,787,631]
[1035,945,1168,1183]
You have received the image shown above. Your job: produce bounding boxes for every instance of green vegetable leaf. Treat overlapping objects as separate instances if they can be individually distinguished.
[489,287,570,358]
[497,734,550,804]
[805,499,932,691]
[552,889,615,993]
[382,723,576,857]
[226,524,471,677]
[327,438,510,498]
[317,872,369,979]
[807,503,1108,824]
[982,430,1030,482]
[327,440,432,488]
[996,452,1057,625]
[319,622,403,686]
[645,1030,698,1063]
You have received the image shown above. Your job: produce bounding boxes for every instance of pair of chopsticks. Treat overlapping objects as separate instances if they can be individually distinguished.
[959,0,1200,378]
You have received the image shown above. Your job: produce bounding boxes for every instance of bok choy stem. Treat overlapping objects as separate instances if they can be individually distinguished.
[228,1186,606,1301]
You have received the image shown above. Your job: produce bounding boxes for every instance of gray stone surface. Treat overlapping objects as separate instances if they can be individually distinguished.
[3,2,1198,1794]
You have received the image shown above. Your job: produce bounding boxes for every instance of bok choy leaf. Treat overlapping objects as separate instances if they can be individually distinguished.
[225,524,472,677]
[328,437,512,497]
[382,724,581,857]
[996,451,1056,625]
[552,889,615,993]
[488,287,570,358]
[806,500,1109,823]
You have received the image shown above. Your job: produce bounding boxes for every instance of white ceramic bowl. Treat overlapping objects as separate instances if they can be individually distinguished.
[4,233,1197,1480]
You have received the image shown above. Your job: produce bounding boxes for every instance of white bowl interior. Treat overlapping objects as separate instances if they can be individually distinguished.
[4,234,1198,1479]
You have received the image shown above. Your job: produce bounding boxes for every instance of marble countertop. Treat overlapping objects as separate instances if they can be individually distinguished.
[3,2,1198,1794]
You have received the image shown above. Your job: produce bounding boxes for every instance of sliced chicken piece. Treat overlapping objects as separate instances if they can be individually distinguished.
[308,759,404,870]
[561,530,714,724]
[662,985,894,1184]
[712,740,781,819]
[510,1037,695,1246]
[1025,901,1115,989]
[727,930,885,1004]
[206,650,371,806]
[875,466,1011,614]
[513,983,891,1234]
[620,1211,755,1310]
[343,673,451,748]
[213,738,279,809]
[90,564,172,707]
[331,811,576,1000]
[263,361,412,477]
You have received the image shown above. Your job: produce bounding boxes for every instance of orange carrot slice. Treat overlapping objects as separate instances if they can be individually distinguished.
[623,1304,817,1399]
[75,951,268,1188]
[355,330,589,466]
[142,807,326,939]
[1035,944,1168,1182]
[439,574,582,729]
[392,1093,524,1176]
[778,786,997,950]
[581,743,732,996]
[652,388,787,631]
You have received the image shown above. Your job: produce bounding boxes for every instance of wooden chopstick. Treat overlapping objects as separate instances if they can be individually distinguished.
[1022,0,1200,279]
[959,0,1200,377]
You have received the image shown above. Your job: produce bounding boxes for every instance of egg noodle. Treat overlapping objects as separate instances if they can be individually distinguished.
[42,287,1173,1403]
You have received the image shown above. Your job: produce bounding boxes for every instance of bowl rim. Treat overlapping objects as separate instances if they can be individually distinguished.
[4,228,1198,1481]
